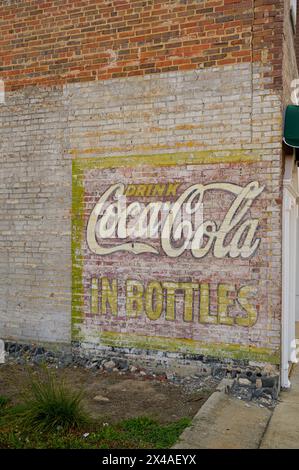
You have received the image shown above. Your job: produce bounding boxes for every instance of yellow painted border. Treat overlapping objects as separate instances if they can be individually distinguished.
[97,331,280,364]
[71,149,260,170]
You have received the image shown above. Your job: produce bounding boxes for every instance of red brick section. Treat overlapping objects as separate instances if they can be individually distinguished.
[253,0,284,89]
[296,0,299,70]
[0,0,284,90]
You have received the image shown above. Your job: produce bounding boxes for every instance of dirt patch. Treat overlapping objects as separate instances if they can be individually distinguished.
[0,364,214,424]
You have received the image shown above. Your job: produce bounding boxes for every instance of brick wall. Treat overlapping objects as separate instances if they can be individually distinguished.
[296,0,299,68]
[0,0,283,90]
[283,0,298,106]
[68,64,282,362]
[0,86,71,343]
[0,0,295,364]
[0,63,283,361]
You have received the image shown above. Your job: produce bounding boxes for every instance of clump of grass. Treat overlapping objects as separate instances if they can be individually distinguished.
[0,412,191,449]
[8,368,90,433]
[119,416,191,448]
[0,396,10,409]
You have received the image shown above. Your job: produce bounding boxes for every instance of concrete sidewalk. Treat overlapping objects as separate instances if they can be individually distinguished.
[174,366,299,449]
[173,381,272,449]
[260,364,299,449]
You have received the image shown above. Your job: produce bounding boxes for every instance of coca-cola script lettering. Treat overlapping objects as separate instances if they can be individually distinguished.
[86,181,264,259]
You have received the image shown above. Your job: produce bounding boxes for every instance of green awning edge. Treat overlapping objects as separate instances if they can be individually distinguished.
[284,105,299,148]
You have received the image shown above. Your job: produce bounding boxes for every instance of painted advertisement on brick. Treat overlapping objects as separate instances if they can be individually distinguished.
[72,152,279,363]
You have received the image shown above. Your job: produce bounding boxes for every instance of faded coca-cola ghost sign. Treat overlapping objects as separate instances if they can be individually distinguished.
[86,181,264,259]
[72,153,276,363]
